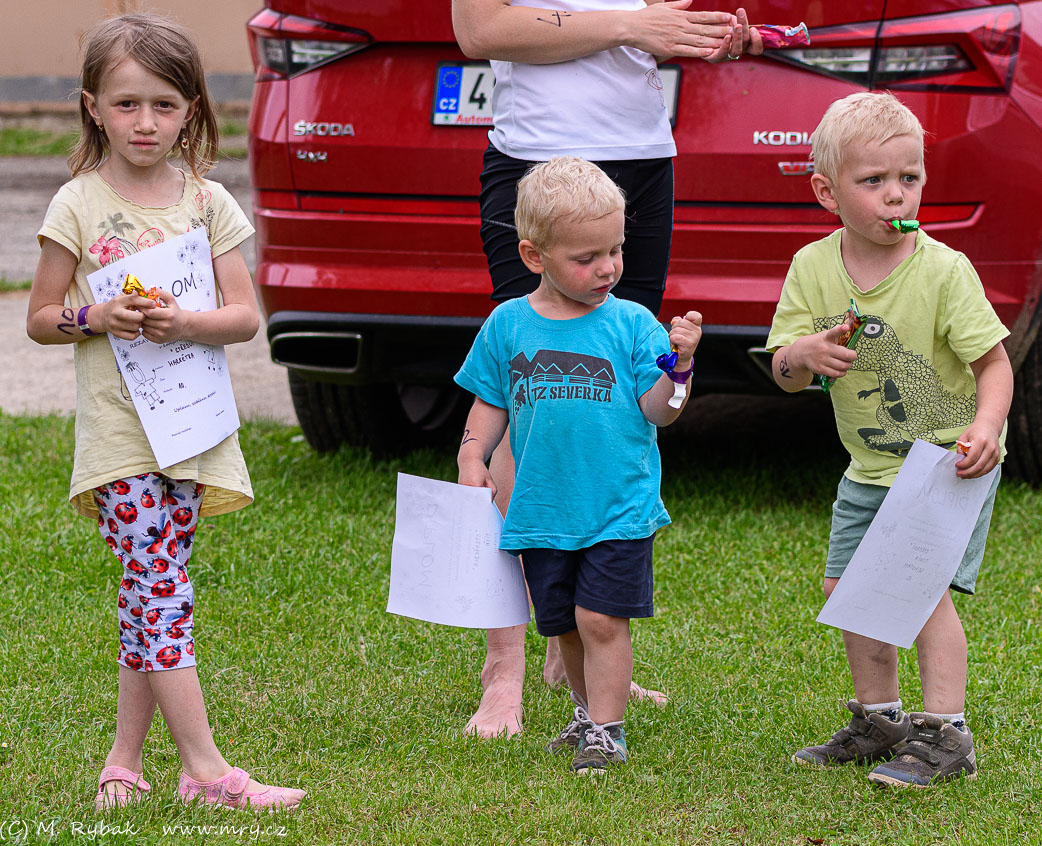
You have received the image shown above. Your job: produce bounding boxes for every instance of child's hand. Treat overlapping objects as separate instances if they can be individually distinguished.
[795,324,859,380]
[954,423,1001,479]
[458,457,497,499]
[95,293,155,340]
[140,290,188,343]
[668,310,703,369]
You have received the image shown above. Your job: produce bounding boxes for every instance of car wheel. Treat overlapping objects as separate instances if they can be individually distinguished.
[288,370,470,455]
[1005,334,1042,486]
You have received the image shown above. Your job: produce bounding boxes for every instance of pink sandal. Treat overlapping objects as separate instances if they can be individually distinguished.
[178,767,305,812]
[95,766,151,811]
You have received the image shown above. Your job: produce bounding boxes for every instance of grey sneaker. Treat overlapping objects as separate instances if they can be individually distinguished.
[868,714,976,788]
[794,700,910,766]
[547,705,593,755]
[571,722,628,775]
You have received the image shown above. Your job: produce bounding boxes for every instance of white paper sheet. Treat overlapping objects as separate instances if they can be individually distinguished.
[387,473,530,629]
[86,228,239,469]
[817,439,998,647]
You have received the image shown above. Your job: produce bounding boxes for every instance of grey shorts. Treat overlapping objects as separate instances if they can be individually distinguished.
[825,470,1000,595]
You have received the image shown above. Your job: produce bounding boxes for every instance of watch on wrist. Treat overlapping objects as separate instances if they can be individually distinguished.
[77,305,96,336]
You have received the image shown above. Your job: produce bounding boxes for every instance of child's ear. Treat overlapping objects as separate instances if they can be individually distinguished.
[185,97,200,124]
[518,239,546,275]
[82,90,100,123]
[811,173,839,214]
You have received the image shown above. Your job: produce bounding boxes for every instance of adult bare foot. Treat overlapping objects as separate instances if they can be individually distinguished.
[465,624,526,738]
[629,681,669,706]
[542,636,567,688]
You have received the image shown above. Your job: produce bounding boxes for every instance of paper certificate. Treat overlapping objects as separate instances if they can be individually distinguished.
[86,227,239,469]
[387,473,531,629]
[817,439,998,648]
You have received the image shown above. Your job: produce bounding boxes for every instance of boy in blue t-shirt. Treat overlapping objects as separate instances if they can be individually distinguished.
[455,156,701,774]
[768,92,1013,787]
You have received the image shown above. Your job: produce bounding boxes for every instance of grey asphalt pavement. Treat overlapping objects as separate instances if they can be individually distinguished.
[1,154,295,423]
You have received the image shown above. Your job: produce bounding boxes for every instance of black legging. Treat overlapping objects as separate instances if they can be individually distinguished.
[478,143,674,316]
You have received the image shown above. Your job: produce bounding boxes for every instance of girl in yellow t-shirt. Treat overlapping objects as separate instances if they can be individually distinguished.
[27,13,304,813]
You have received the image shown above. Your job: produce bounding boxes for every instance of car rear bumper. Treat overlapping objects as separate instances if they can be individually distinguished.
[263,306,780,395]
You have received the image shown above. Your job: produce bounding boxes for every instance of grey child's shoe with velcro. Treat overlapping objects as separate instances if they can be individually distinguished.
[794,700,910,766]
[867,714,976,788]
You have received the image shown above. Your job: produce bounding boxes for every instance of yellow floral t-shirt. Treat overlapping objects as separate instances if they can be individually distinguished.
[38,169,255,518]
[767,229,1009,487]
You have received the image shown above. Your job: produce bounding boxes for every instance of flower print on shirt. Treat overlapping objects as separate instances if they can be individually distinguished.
[89,235,127,266]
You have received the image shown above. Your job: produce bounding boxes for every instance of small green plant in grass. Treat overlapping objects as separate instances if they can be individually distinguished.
[0,414,1039,844]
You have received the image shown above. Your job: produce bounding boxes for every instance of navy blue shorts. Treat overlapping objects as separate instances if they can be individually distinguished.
[520,536,655,637]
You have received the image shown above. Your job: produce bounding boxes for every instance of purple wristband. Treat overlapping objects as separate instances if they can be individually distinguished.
[666,363,693,384]
[77,305,96,336]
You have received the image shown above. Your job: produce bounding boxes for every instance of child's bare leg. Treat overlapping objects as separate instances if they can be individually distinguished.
[556,628,587,704]
[575,607,632,724]
[843,631,900,704]
[149,665,269,793]
[542,637,666,705]
[99,666,157,800]
[915,590,967,714]
[464,624,526,738]
[825,578,900,703]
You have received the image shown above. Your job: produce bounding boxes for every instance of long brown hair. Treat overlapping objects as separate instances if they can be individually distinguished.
[69,13,220,180]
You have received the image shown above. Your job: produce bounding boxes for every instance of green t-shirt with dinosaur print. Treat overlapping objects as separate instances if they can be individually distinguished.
[767,229,1009,487]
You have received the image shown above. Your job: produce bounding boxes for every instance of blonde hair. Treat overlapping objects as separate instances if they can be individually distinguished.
[70,13,220,179]
[515,157,625,250]
[811,92,925,181]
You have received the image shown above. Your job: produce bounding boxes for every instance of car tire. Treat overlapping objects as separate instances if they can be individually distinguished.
[1006,334,1042,486]
[288,370,470,455]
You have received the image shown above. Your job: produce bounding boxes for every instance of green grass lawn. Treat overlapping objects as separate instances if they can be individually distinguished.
[0,411,1039,845]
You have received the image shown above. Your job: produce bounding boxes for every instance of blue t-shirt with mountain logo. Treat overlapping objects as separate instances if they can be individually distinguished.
[455,295,671,551]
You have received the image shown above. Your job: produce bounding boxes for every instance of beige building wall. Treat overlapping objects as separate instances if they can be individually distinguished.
[2,0,258,85]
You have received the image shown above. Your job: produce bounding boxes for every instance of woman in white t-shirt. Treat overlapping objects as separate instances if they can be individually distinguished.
[451,0,763,739]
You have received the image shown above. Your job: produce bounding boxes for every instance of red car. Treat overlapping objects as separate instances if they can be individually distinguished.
[246,1,1042,483]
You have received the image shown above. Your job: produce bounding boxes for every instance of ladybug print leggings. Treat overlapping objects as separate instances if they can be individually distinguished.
[93,473,202,673]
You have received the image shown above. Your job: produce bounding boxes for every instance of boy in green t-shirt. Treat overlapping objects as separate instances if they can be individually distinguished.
[766,92,1013,787]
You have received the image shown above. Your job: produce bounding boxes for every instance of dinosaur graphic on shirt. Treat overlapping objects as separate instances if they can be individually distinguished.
[814,312,976,455]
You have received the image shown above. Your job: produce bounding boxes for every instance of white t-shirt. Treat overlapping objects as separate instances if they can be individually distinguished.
[489,0,677,161]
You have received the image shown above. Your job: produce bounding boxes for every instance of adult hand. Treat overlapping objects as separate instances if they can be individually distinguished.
[704,7,764,63]
[632,1,734,59]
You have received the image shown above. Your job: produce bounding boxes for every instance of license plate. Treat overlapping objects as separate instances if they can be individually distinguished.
[432,64,495,126]
[432,63,680,127]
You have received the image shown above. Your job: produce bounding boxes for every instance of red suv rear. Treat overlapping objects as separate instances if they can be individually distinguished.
[246,1,1042,483]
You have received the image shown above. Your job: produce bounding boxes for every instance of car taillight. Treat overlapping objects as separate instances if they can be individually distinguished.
[767,5,1020,92]
[247,9,371,80]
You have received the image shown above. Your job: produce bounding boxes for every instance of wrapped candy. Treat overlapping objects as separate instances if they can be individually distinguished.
[890,219,920,233]
[656,346,691,409]
[755,22,811,49]
[122,273,166,306]
[820,298,864,394]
